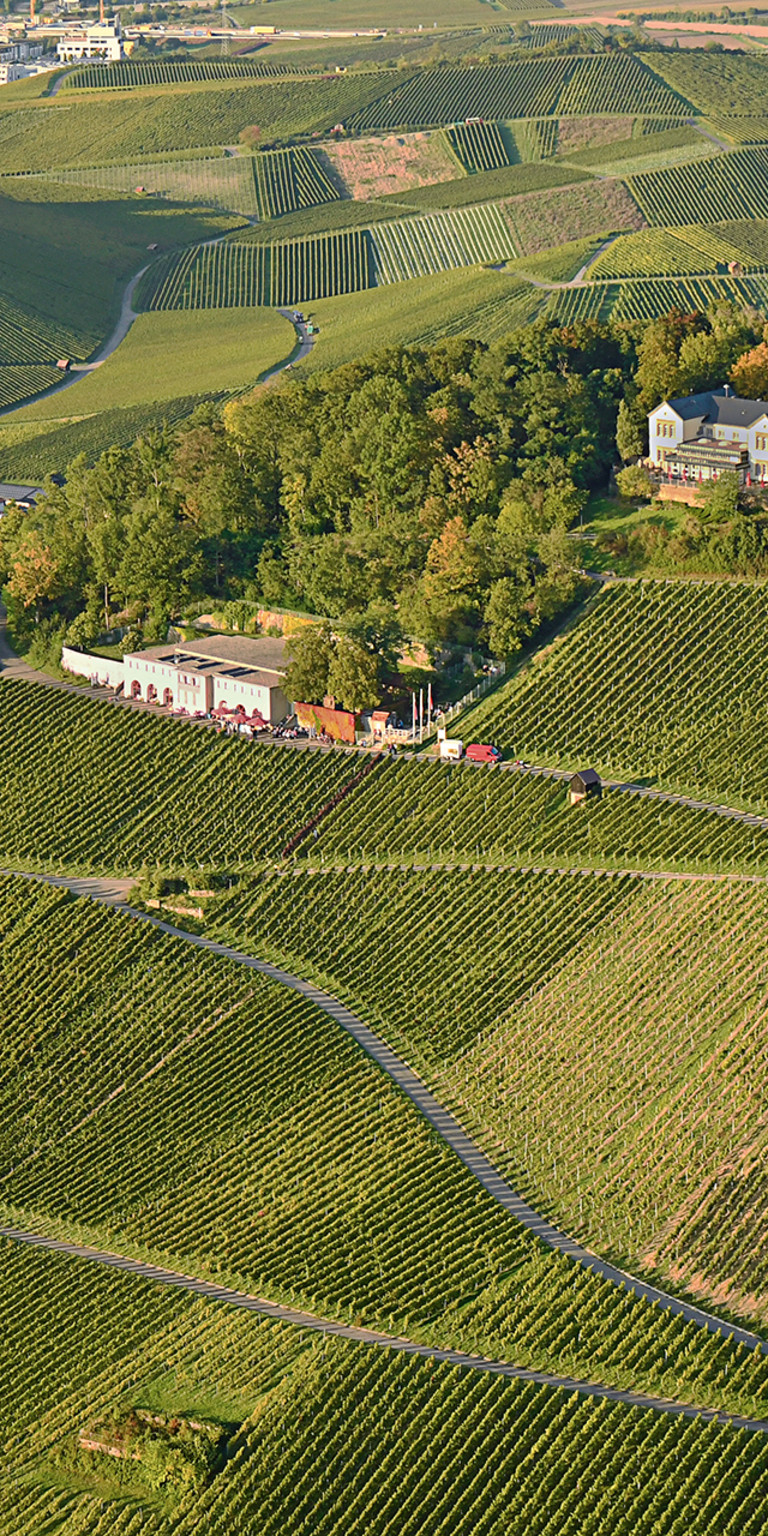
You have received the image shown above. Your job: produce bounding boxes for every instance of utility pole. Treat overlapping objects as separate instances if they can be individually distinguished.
[220,0,229,55]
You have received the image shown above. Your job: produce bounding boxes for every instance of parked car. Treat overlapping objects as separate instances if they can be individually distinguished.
[465,743,502,764]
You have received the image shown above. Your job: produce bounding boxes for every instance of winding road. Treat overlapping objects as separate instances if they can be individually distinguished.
[3,865,766,1364]
[1,1223,765,1432]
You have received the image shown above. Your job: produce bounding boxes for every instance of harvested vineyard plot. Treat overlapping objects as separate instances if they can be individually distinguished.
[628,148,768,226]
[255,145,339,218]
[348,55,686,132]
[31,154,260,216]
[0,365,60,410]
[557,114,634,154]
[370,205,515,283]
[503,177,644,256]
[462,578,768,809]
[63,56,292,89]
[440,879,768,1324]
[589,223,760,278]
[210,865,638,1064]
[448,120,512,174]
[0,678,355,871]
[316,757,768,876]
[324,129,459,199]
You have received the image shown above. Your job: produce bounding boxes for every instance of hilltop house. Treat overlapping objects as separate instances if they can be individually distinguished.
[648,386,768,487]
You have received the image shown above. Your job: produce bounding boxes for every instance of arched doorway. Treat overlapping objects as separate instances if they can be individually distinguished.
[163,687,173,708]
[130,680,141,700]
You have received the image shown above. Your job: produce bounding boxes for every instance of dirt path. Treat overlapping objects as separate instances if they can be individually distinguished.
[1,1223,765,1431]
[4,864,766,1357]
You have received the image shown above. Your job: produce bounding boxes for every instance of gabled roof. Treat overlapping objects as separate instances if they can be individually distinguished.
[571,768,601,788]
[658,387,768,428]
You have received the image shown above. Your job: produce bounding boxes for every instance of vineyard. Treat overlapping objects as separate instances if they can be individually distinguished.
[3,872,768,1422]
[35,154,261,216]
[0,364,61,410]
[209,865,638,1063]
[63,56,293,89]
[462,578,768,810]
[447,120,512,174]
[271,229,370,305]
[440,877,768,1324]
[0,678,355,871]
[348,55,687,132]
[628,148,768,226]
[0,292,85,367]
[589,223,761,279]
[3,1237,768,1536]
[174,1341,768,1536]
[369,205,516,283]
[254,145,340,218]
[309,756,768,876]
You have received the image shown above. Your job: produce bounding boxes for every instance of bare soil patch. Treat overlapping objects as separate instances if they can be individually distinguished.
[324,130,460,200]
[504,179,645,256]
[557,116,634,155]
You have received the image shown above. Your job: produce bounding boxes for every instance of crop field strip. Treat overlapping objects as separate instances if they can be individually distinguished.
[348,55,688,133]
[0,677,357,871]
[314,756,768,876]
[462,579,768,812]
[628,148,768,226]
[588,223,766,280]
[19,154,262,217]
[63,56,295,90]
[254,146,340,219]
[4,872,768,1423]
[2,1244,768,1536]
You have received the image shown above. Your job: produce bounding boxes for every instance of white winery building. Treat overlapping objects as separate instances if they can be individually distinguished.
[648,386,768,486]
[63,634,291,724]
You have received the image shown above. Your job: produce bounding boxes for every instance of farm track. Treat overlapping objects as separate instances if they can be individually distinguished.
[1,1223,766,1433]
[4,865,768,1360]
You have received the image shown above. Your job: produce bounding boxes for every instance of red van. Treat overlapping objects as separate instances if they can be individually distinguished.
[465,743,502,764]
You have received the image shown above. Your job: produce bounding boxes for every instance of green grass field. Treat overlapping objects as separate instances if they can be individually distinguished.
[5,308,294,424]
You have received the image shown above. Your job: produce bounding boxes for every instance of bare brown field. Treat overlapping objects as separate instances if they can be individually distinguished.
[557,115,634,155]
[504,178,645,255]
[324,130,461,200]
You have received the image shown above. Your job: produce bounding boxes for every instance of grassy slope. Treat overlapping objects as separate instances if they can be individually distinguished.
[6,308,294,421]
[294,265,545,373]
[0,182,239,358]
[0,73,393,172]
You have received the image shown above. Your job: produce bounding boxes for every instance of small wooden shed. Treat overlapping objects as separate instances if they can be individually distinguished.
[569,768,602,806]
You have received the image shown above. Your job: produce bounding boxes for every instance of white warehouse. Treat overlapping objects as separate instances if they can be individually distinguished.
[64,634,291,724]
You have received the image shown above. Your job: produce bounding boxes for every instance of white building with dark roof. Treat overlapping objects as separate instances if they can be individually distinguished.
[648,386,768,486]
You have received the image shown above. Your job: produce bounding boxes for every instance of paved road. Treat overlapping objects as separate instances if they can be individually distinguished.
[6,865,767,1358]
[1,1224,764,1431]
